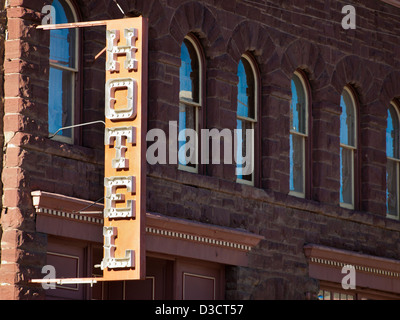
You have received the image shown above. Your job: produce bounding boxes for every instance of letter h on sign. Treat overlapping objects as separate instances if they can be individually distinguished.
[101,18,148,281]
[106,28,138,72]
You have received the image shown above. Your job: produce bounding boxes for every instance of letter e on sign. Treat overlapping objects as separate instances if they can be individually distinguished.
[101,17,148,281]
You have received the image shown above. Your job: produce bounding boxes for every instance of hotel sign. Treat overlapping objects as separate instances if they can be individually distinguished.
[101,17,147,280]
[31,17,148,286]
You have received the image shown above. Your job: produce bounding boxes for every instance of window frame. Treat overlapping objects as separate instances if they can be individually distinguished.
[386,100,400,220]
[236,53,259,187]
[289,70,310,199]
[339,86,358,210]
[48,0,81,145]
[178,34,204,174]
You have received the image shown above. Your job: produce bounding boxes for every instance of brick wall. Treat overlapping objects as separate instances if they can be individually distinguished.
[0,0,49,299]
[0,0,5,283]
[1,0,400,299]
[0,0,105,299]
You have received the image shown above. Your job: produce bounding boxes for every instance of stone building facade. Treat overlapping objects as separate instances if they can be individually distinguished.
[1,0,400,300]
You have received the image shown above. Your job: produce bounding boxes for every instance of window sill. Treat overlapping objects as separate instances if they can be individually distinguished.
[178,164,198,174]
[10,132,104,165]
[289,190,305,198]
[49,134,74,145]
[386,213,400,221]
[236,178,254,187]
[340,202,354,210]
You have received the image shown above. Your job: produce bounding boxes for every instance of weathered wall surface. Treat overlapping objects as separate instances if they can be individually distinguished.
[1,0,400,299]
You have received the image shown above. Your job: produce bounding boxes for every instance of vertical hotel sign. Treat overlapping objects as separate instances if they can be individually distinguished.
[101,18,147,280]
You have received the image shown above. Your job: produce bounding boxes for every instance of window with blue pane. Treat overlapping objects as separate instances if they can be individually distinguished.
[340,87,357,209]
[236,55,256,185]
[289,72,308,197]
[387,102,400,219]
[178,36,201,172]
[48,0,78,143]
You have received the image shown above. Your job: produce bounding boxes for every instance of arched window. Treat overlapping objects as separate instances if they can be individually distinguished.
[236,54,257,185]
[289,71,309,198]
[340,87,357,209]
[48,0,79,143]
[178,35,202,172]
[387,101,400,219]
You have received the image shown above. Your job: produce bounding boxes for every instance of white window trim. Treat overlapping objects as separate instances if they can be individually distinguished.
[387,157,400,220]
[339,86,357,210]
[48,0,79,145]
[289,71,309,199]
[178,35,203,174]
[386,101,400,219]
[236,53,258,187]
[339,144,355,210]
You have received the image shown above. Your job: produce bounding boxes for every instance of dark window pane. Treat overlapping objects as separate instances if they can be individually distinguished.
[179,103,197,168]
[48,67,74,138]
[236,119,253,182]
[340,146,353,205]
[50,0,76,68]
[290,75,306,134]
[179,37,200,170]
[290,133,304,193]
[290,73,307,196]
[48,0,77,141]
[340,89,356,147]
[387,158,398,216]
[236,56,256,184]
[179,39,199,104]
[237,58,255,119]
[387,105,399,159]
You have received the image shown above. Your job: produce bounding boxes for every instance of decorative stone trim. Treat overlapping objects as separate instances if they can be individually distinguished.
[309,257,400,278]
[34,207,254,252]
[305,244,400,295]
[32,190,264,268]
[146,226,252,251]
[32,191,264,258]
[36,207,104,224]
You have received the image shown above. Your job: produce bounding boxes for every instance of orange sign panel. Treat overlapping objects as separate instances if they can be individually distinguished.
[101,17,148,280]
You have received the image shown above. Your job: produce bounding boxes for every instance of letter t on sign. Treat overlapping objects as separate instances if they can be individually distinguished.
[105,126,137,169]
